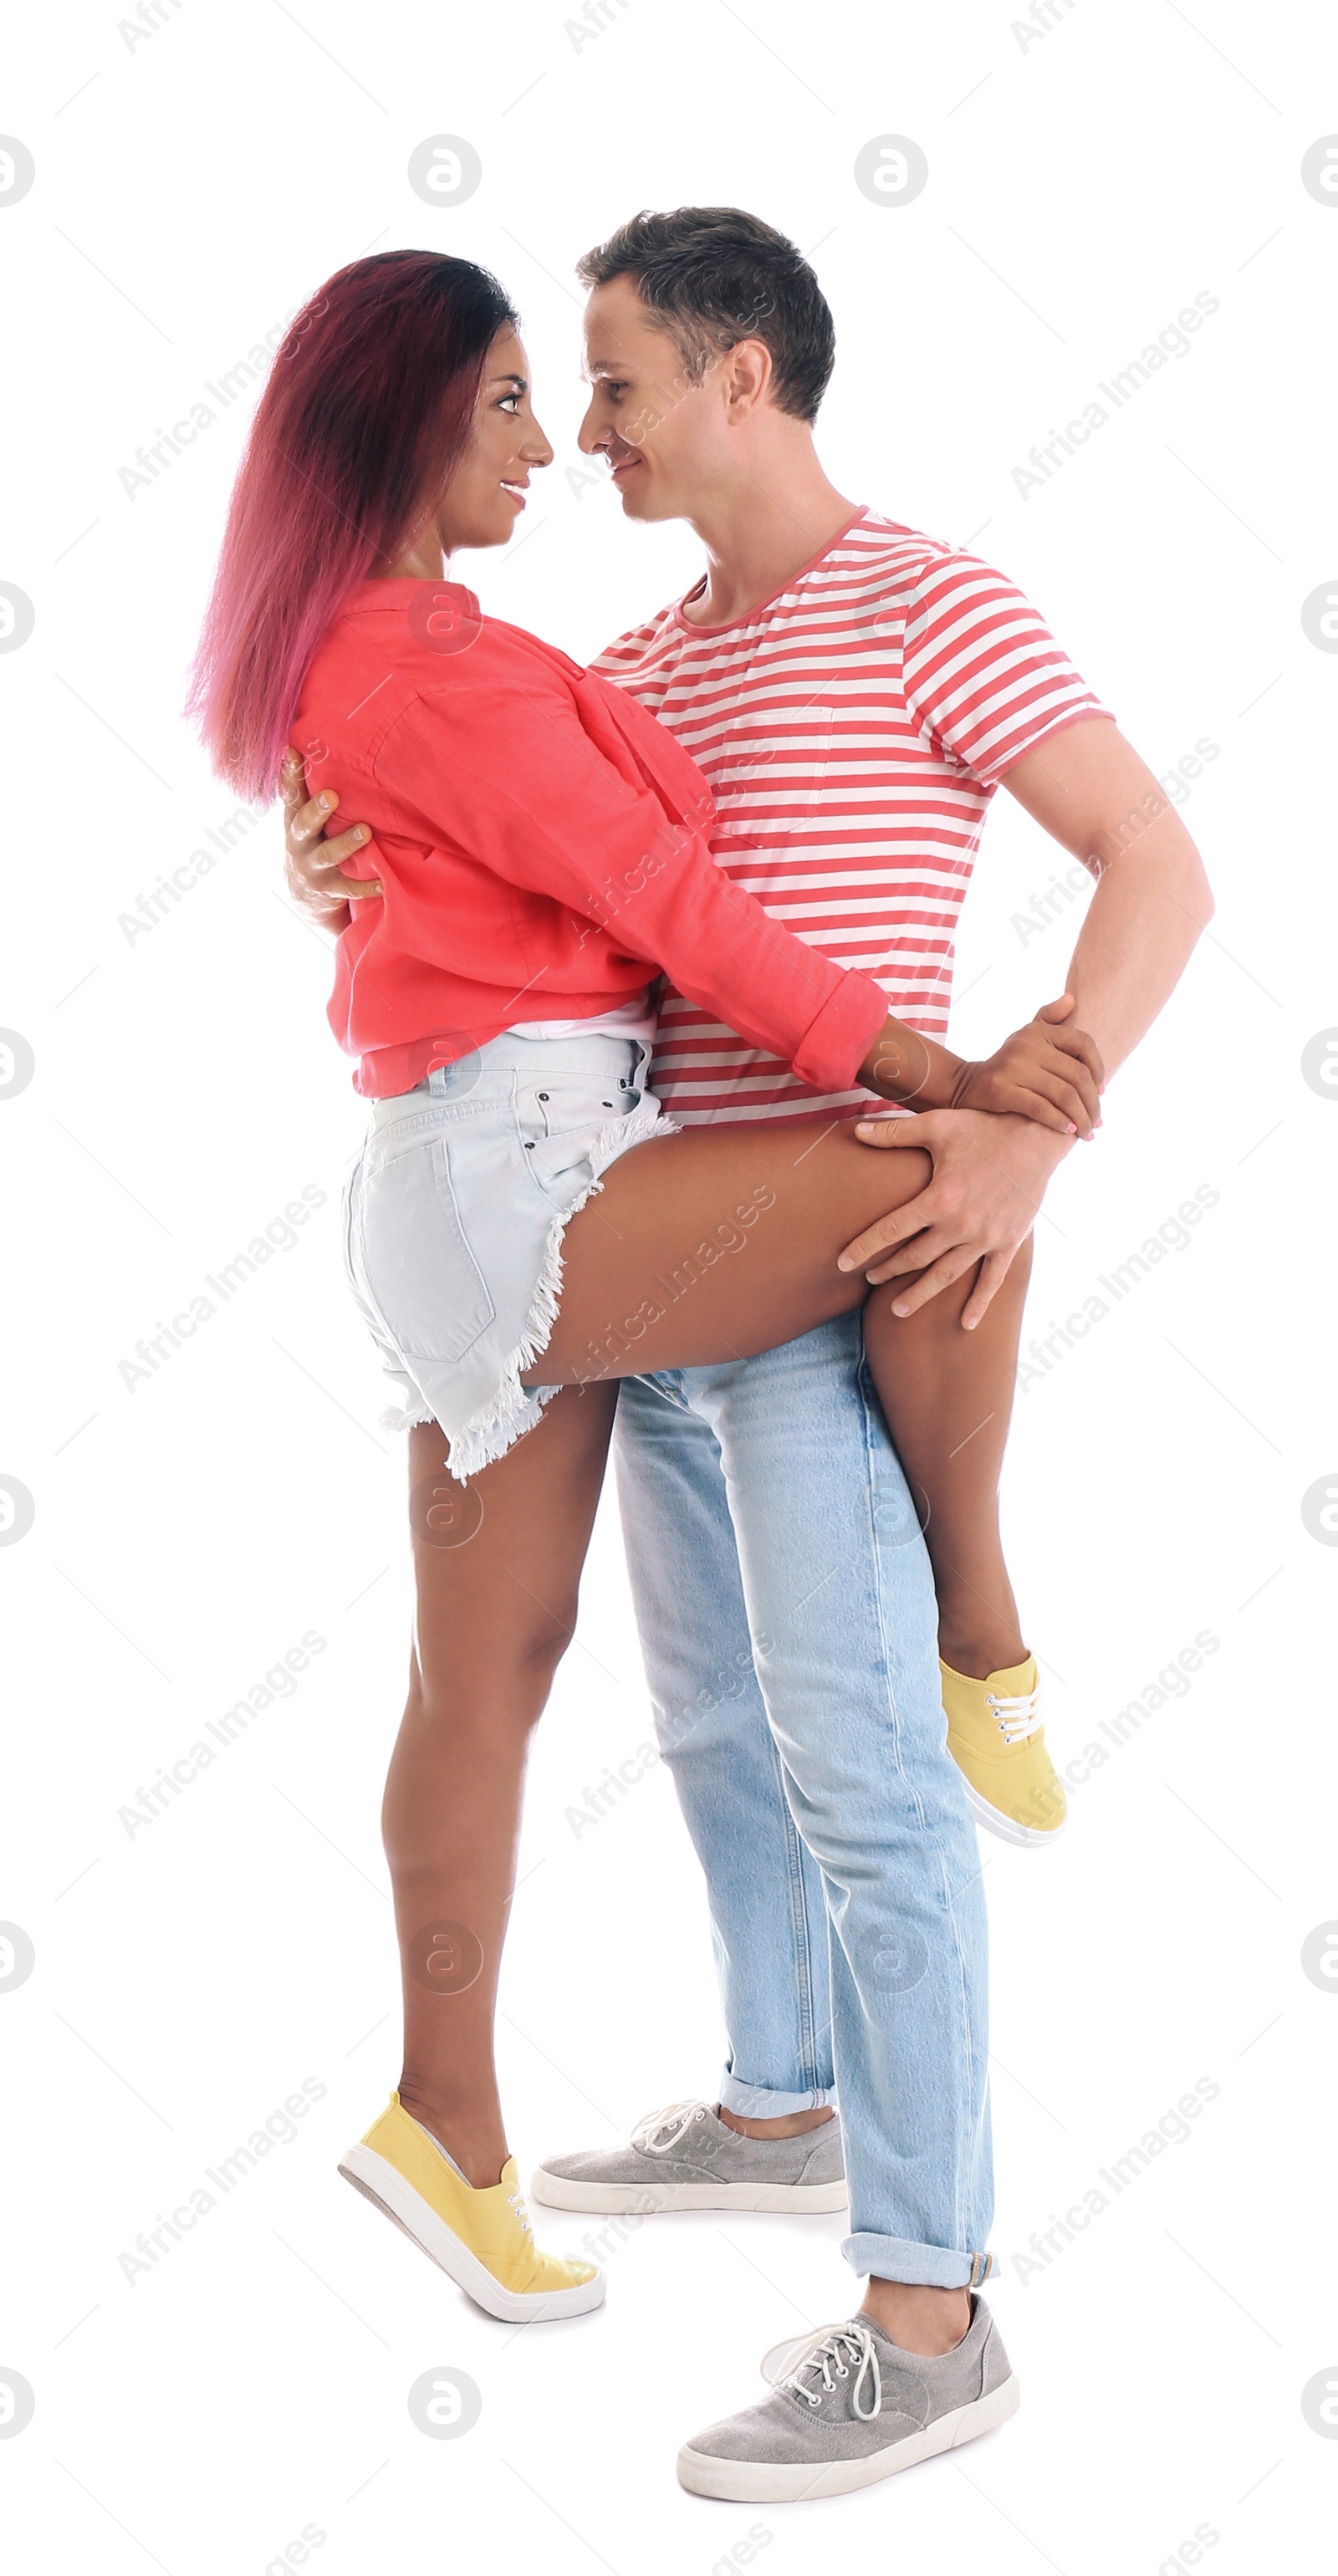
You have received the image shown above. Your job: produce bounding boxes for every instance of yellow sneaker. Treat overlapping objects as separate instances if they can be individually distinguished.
[940,1655,1066,1847]
[338,2094,605,2322]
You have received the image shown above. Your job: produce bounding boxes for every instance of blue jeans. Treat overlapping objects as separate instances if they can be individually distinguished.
[610,1314,994,2288]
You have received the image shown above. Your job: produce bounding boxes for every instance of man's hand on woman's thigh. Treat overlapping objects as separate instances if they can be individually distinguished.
[840,1108,1071,1328]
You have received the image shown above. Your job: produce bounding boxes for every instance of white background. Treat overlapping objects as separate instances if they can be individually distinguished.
[3,2,1336,2569]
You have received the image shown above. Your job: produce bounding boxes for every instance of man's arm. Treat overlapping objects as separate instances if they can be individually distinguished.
[1004,717,1213,1077]
[839,720,1214,1324]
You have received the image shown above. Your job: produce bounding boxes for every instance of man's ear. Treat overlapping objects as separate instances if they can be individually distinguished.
[722,336,774,421]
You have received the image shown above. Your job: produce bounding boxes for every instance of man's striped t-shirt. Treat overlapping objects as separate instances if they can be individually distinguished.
[591,506,1112,1125]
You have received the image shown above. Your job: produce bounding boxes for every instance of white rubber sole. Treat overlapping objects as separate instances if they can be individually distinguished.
[960,1778,1067,1848]
[677,2369,1021,2502]
[337,2144,605,2323]
[529,2166,848,2216]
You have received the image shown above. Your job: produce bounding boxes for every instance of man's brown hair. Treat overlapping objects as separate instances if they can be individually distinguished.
[576,206,835,422]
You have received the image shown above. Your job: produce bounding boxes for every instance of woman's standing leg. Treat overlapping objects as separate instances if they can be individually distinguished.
[384,1381,618,2185]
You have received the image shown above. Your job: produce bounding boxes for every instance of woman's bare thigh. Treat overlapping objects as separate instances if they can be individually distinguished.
[535,1118,932,1387]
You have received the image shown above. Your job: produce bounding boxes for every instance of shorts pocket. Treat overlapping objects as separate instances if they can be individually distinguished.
[515,1074,622,1199]
[353,1129,495,1366]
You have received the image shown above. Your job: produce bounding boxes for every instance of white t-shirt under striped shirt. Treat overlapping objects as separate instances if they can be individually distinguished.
[591,506,1112,1125]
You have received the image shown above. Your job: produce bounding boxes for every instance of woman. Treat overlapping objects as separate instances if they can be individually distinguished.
[190,251,1101,2324]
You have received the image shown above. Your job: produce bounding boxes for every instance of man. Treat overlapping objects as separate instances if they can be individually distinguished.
[283,208,1210,2502]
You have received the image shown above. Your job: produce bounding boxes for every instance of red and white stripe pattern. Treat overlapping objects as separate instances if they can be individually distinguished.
[592,508,1112,1125]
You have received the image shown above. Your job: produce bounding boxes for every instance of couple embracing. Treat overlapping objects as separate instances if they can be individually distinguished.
[192,205,1210,2504]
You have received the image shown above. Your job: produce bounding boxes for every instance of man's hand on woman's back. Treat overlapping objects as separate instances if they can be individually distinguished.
[281,749,380,931]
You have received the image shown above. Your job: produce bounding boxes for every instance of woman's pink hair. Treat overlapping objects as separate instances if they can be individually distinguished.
[187,250,518,802]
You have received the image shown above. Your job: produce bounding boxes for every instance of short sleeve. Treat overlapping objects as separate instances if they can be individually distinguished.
[901,554,1114,787]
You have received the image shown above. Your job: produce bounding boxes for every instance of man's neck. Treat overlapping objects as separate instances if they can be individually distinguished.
[679,445,859,629]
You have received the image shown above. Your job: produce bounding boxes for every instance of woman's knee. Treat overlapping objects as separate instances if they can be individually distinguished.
[410,1609,579,1731]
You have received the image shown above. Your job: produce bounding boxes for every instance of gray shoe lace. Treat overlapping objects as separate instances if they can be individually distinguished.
[763,2321,881,2420]
[630,2099,709,2155]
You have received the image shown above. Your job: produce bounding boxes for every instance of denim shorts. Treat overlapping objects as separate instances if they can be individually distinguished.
[342,1031,672,1481]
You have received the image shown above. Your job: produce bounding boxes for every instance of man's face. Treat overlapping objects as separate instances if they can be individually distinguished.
[579,276,728,522]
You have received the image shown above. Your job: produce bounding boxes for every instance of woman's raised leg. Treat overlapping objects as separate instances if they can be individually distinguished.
[537,1113,1054,1837]
[539,1129,1031,1648]
[537,1118,932,1384]
[538,1111,1034,1660]
[867,1235,1034,1681]
[386,1380,618,2186]
[538,1124,1034,1626]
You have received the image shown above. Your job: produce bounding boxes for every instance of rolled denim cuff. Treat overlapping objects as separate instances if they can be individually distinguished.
[843,2231,996,2288]
[719,2071,837,2119]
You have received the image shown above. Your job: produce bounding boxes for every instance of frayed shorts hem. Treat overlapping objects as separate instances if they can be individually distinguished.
[344,1034,674,1481]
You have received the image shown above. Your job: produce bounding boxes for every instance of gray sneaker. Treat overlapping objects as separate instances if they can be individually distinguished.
[530,2098,847,2215]
[677,2300,1019,2501]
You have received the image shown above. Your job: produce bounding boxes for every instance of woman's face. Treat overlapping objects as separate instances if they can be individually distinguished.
[433,328,553,555]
